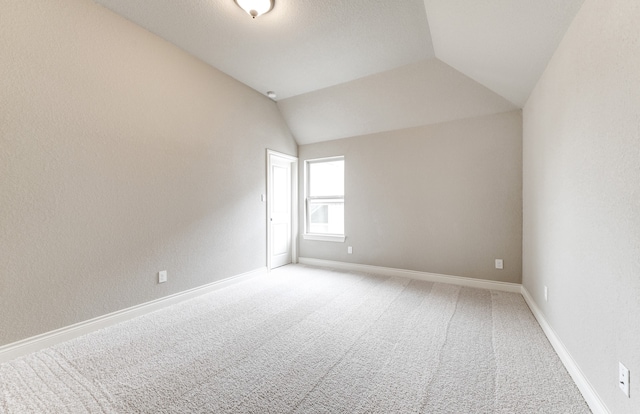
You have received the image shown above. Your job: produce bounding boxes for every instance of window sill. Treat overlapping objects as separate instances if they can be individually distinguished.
[303,234,346,243]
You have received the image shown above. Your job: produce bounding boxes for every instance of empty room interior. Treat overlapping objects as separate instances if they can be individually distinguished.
[1,0,638,413]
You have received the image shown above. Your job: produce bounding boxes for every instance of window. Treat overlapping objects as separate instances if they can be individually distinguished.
[304,156,345,242]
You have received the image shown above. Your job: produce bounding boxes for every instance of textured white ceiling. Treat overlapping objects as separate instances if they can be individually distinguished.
[278,59,517,145]
[93,0,585,143]
[424,0,585,106]
[93,0,434,100]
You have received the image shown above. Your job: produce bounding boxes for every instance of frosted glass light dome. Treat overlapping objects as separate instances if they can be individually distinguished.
[234,0,274,18]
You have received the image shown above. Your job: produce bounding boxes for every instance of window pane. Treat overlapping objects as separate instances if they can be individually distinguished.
[309,160,344,197]
[309,201,344,234]
[310,204,328,225]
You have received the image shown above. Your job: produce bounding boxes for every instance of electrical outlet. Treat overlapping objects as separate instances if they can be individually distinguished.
[495,259,503,269]
[348,246,353,254]
[619,362,630,397]
[158,270,167,284]
[544,286,548,302]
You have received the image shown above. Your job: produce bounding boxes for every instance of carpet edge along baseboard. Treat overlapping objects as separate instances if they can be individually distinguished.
[0,267,267,364]
[298,257,522,293]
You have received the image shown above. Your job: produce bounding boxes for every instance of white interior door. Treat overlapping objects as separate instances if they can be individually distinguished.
[267,151,297,270]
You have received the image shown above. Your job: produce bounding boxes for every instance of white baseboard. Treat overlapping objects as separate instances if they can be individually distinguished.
[0,267,267,364]
[298,257,521,293]
[521,287,609,414]
[299,258,608,412]
[2,262,608,414]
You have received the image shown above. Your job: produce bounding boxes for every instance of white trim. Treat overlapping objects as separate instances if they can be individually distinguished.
[305,155,344,164]
[298,257,521,293]
[521,287,610,414]
[266,150,299,269]
[0,267,267,364]
[297,258,607,412]
[303,155,345,241]
[266,149,298,163]
[292,163,299,264]
[303,234,346,243]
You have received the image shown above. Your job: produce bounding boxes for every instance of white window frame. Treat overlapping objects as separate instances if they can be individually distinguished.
[303,156,345,243]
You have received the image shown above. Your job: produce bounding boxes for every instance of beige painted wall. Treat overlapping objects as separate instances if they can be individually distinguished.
[523,0,640,412]
[299,111,522,283]
[0,0,297,346]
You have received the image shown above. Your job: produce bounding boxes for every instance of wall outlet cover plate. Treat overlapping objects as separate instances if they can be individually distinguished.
[159,270,167,284]
[619,362,630,397]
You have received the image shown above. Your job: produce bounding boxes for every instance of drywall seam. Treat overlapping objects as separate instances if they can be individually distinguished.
[298,257,521,293]
[521,287,610,414]
[0,267,267,364]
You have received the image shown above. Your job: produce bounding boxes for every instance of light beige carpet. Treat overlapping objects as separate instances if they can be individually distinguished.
[0,264,590,413]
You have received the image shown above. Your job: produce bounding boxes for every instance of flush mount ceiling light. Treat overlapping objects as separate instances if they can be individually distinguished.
[234,0,274,19]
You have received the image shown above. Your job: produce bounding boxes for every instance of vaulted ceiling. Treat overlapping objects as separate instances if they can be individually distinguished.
[93,0,585,144]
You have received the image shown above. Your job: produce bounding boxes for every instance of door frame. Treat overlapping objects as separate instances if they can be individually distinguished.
[266,149,298,270]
